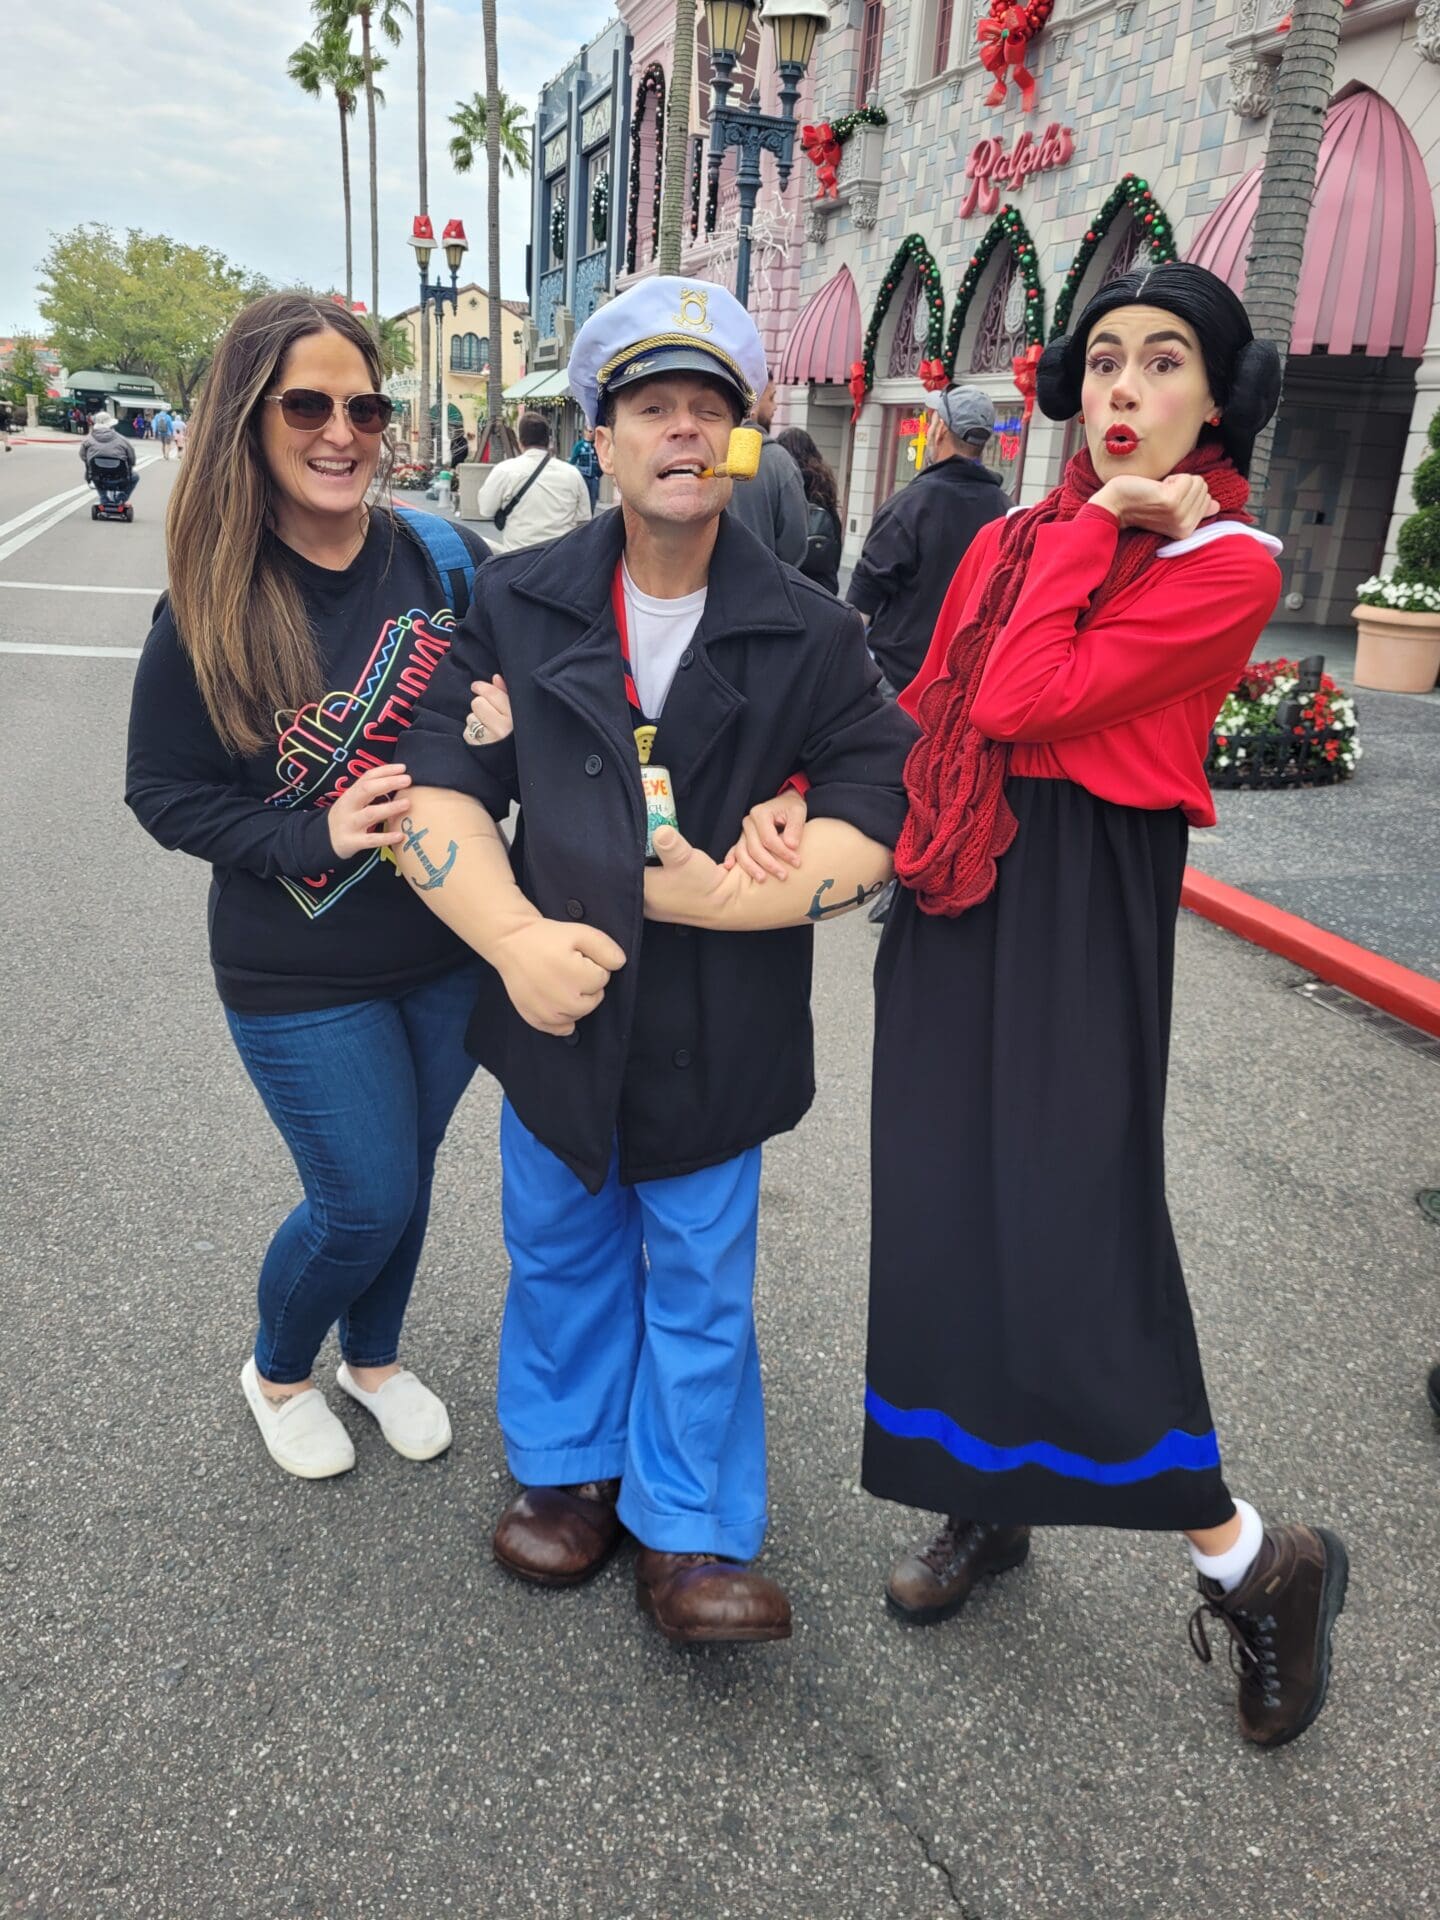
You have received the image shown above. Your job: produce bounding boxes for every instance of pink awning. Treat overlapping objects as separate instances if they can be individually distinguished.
[778,264,862,385]
[1188,88,1435,358]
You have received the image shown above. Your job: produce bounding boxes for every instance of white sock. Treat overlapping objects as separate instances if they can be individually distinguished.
[1187,1498,1264,1592]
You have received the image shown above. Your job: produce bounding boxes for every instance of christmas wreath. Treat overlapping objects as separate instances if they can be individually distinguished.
[591,172,609,249]
[625,63,666,274]
[800,105,887,200]
[976,0,1054,112]
[1050,176,1179,339]
[550,196,567,264]
[852,235,946,422]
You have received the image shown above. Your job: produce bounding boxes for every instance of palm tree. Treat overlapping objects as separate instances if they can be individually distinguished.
[1239,0,1347,504]
[415,0,430,458]
[482,0,506,432]
[287,25,370,307]
[377,314,415,380]
[658,2,694,275]
[448,90,531,178]
[315,0,411,336]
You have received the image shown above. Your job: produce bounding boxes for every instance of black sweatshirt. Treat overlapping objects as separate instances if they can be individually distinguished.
[846,455,1010,694]
[125,510,490,1013]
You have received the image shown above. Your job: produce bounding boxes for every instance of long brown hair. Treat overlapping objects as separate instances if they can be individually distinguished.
[776,426,838,519]
[165,292,394,755]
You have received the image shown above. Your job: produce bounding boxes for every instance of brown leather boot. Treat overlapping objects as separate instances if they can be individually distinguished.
[635,1548,792,1645]
[885,1518,1032,1625]
[1188,1522,1349,1748]
[492,1479,623,1587]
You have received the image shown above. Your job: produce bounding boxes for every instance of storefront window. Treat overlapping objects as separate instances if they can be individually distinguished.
[877,405,929,506]
[984,408,1028,497]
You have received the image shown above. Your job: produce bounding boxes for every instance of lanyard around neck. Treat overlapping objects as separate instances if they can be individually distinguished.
[610,561,644,720]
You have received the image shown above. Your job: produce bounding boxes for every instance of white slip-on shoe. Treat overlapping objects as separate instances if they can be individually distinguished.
[241,1357,356,1479]
[336,1363,453,1461]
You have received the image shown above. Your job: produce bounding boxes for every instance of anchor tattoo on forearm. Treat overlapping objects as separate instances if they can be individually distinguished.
[805,877,886,922]
[399,816,458,891]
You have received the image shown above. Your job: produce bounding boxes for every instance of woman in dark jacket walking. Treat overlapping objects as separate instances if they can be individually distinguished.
[777,426,843,594]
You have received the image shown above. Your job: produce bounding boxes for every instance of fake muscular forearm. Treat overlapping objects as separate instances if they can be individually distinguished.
[394,786,538,959]
[647,818,893,931]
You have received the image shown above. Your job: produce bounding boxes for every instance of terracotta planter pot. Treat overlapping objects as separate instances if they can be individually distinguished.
[1350,603,1440,694]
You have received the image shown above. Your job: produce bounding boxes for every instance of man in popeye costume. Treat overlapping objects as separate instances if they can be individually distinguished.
[396,276,916,1643]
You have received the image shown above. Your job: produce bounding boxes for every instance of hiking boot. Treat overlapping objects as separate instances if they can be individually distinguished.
[1188,1522,1349,1748]
[1427,1364,1440,1421]
[885,1518,1031,1625]
[635,1550,792,1645]
[492,1479,623,1587]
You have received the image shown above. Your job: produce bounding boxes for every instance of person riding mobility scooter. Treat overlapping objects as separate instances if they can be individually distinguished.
[78,412,138,522]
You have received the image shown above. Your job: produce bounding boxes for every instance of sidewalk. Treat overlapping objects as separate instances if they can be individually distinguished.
[1187,619,1440,983]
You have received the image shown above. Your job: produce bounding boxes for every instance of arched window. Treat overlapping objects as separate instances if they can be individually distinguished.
[968,251,1028,375]
[450,332,488,372]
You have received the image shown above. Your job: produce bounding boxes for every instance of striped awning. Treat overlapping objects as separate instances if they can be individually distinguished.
[1188,87,1435,358]
[778,265,862,386]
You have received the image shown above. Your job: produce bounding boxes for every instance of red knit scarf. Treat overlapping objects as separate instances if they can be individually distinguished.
[894,443,1252,917]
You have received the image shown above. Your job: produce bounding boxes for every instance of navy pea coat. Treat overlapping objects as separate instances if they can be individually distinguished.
[404,507,917,1193]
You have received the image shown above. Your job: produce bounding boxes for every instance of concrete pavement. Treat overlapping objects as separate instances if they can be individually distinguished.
[1,455,1437,1919]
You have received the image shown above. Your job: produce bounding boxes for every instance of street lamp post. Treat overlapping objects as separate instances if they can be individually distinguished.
[703,0,829,311]
[409,215,469,467]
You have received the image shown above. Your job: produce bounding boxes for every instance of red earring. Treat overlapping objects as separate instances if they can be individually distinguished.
[1078,411,1085,423]
[1208,412,1221,426]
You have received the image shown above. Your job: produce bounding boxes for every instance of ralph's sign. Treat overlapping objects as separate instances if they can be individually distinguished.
[961,123,1075,220]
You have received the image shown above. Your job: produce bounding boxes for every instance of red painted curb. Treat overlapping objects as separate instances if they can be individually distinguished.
[1182,867,1440,1040]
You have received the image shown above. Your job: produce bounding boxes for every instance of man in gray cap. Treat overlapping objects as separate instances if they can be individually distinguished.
[847,385,1011,698]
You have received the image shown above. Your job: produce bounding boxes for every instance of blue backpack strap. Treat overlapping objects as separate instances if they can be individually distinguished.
[396,505,478,619]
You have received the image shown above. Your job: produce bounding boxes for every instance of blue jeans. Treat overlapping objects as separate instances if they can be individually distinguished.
[497,1101,768,1560]
[225,963,481,1383]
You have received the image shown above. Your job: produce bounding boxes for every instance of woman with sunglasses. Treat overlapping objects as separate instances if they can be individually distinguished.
[126,292,490,1479]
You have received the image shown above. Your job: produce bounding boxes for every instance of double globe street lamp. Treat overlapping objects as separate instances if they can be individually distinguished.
[409,214,469,466]
[703,0,830,310]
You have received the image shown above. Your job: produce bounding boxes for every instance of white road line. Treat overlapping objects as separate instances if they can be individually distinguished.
[0,642,142,658]
[0,455,161,567]
[0,580,162,594]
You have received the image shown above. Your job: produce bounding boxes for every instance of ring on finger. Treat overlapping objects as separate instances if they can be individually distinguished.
[464,717,486,744]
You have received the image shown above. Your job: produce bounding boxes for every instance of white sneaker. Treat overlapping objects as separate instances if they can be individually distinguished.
[241,1357,356,1479]
[336,1363,453,1461]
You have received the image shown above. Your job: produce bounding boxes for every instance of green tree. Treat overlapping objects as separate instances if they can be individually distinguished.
[447,89,530,178]
[3,336,51,402]
[314,0,411,336]
[377,313,414,380]
[288,25,377,309]
[37,224,269,410]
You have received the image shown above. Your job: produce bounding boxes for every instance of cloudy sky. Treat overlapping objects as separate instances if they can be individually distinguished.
[2,0,614,335]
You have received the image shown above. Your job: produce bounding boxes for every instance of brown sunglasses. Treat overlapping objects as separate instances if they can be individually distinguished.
[264,387,394,434]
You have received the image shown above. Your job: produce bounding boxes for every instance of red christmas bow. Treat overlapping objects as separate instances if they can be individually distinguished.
[978,5,1039,112]
[1011,340,1044,421]
[848,359,868,423]
[918,357,950,393]
[800,122,842,200]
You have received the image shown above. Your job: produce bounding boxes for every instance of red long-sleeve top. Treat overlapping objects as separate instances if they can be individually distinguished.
[899,504,1284,828]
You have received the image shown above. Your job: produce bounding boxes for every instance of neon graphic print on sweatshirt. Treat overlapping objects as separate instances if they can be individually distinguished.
[267,602,456,918]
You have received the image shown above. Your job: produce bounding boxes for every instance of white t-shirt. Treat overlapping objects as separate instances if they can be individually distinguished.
[621,561,707,719]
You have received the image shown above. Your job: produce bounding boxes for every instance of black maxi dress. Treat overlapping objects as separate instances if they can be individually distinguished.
[862,772,1235,1532]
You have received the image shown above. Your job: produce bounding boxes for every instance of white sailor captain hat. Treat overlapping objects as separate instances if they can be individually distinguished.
[568,277,769,427]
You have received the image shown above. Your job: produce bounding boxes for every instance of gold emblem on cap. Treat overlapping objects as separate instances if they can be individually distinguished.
[673,288,713,334]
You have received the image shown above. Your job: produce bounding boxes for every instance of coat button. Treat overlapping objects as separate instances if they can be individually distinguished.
[565,898,585,918]
[679,647,694,669]
[584,753,603,777]
[672,1048,692,1069]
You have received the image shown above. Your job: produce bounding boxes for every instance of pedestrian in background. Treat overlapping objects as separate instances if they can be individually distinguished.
[476,410,591,553]
[724,380,807,568]
[125,291,490,1482]
[0,395,13,452]
[569,423,602,508]
[172,413,187,456]
[78,411,138,503]
[847,387,1010,697]
[777,426,843,594]
[152,406,176,459]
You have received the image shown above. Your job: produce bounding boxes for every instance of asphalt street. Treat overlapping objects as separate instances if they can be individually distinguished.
[2,443,1438,1920]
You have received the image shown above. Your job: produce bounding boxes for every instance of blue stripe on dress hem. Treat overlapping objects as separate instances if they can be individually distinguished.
[864,1387,1222,1485]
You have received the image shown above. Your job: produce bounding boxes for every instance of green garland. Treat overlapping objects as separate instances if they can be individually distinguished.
[830,104,888,145]
[942,204,1044,376]
[1050,174,1179,339]
[591,172,609,249]
[858,235,946,399]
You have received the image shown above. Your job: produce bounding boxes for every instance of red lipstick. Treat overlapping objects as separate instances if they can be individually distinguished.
[1104,425,1139,457]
